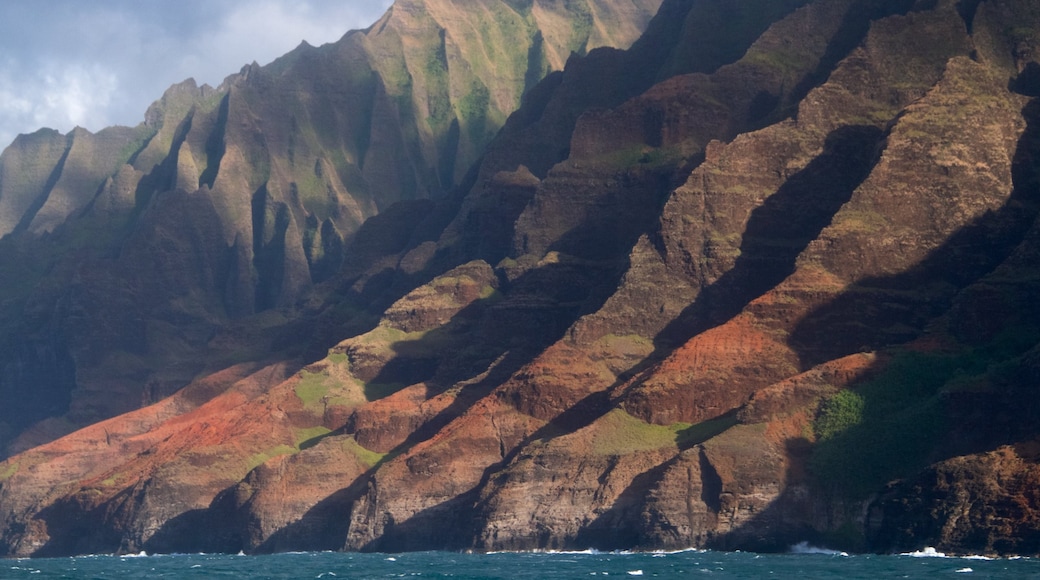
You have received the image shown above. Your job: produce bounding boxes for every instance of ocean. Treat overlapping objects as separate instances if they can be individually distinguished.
[5,547,1039,579]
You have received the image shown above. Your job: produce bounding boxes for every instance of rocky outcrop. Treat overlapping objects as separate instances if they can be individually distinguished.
[2,0,1040,559]
[868,444,1040,555]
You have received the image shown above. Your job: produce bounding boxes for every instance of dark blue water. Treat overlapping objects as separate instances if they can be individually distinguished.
[5,548,1039,579]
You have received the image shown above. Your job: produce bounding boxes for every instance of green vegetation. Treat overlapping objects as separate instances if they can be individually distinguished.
[810,323,1040,498]
[0,461,18,482]
[809,352,959,497]
[432,274,471,289]
[636,147,684,169]
[742,43,813,80]
[247,430,390,473]
[455,81,492,144]
[359,325,421,346]
[833,208,891,233]
[296,426,332,450]
[373,34,413,97]
[592,409,680,455]
[812,389,865,441]
[295,161,338,219]
[295,370,332,407]
[420,49,449,129]
[496,257,519,270]
[117,126,157,165]
[590,409,737,456]
[342,437,387,468]
[479,285,500,300]
[676,412,740,448]
[294,367,366,411]
[246,445,297,472]
[597,333,654,356]
[414,13,451,132]
[567,2,594,56]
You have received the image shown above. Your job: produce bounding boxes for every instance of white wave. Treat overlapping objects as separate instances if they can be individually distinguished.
[789,541,849,556]
[490,547,703,557]
[901,547,946,558]
[627,571,643,576]
[955,567,973,573]
[119,551,149,558]
[960,555,993,561]
[651,548,705,555]
[527,549,617,555]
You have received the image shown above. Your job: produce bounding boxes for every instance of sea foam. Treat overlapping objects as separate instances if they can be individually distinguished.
[789,541,849,556]
[901,547,946,558]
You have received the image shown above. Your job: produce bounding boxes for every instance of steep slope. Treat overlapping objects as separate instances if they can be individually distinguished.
[0,0,662,456]
[2,0,1040,559]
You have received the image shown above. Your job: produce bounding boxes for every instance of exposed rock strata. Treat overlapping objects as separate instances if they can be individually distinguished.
[0,0,662,454]
[1,0,1040,559]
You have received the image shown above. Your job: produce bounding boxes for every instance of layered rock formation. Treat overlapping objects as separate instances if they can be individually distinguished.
[2,0,1040,559]
[0,0,662,454]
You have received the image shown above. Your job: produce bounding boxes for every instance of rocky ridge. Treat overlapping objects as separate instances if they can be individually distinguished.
[0,0,662,454]
[1,0,1040,559]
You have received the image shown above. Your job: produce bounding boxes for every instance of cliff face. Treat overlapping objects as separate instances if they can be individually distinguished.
[0,0,662,455]
[1,0,1040,559]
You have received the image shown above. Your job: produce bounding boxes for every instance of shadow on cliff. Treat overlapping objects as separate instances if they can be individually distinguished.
[147,468,377,555]
[187,246,647,553]
[394,123,891,553]
[334,20,921,550]
[339,258,653,551]
[650,124,884,357]
[29,492,128,558]
[38,29,1040,562]
[707,96,1040,554]
[455,94,1040,554]
[569,457,685,551]
[36,95,1040,556]
[784,0,917,118]
[789,98,1040,368]
[93,65,687,556]
[705,438,831,553]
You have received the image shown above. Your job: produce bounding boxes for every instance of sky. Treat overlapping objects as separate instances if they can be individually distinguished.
[0,0,394,150]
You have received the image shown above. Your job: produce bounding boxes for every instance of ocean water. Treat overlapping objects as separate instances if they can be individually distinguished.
[5,547,1039,579]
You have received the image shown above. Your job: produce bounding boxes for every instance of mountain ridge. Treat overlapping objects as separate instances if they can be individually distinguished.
[0,0,663,456]
[1,0,1040,558]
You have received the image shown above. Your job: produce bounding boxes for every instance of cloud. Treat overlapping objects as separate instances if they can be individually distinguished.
[0,59,119,148]
[0,0,393,151]
[209,2,383,71]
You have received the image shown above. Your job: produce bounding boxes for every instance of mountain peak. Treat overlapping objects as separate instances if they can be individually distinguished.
[1,0,1039,559]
